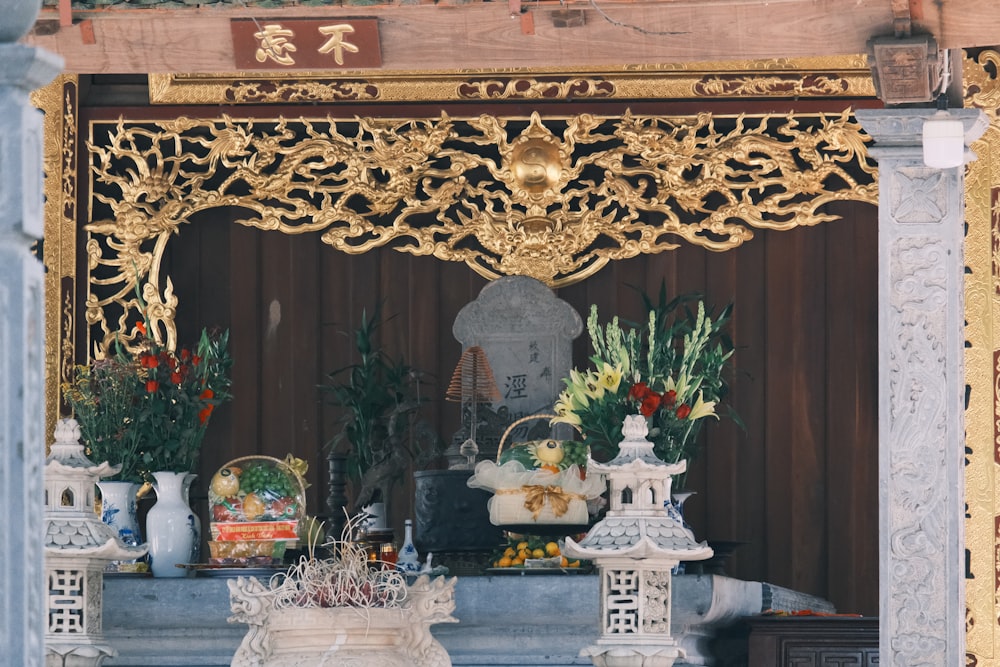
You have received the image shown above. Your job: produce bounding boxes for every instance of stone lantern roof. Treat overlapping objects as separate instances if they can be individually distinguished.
[44,418,146,561]
[564,415,713,562]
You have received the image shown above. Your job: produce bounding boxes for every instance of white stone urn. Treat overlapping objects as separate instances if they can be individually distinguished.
[228,573,458,667]
[0,0,41,41]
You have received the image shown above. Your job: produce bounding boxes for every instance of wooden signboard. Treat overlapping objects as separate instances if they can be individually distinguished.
[231,18,381,70]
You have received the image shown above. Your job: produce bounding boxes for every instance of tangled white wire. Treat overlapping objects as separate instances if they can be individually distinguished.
[263,514,408,611]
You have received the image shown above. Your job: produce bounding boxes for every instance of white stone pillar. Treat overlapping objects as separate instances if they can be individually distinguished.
[0,1,62,664]
[856,108,988,667]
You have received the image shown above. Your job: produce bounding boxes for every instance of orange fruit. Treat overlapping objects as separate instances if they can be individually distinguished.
[242,492,266,520]
[569,560,581,568]
[560,556,569,567]
[516,541,529,551]
[531,548,545,559]
[498,556,513,568]
[545,542,560,557]
[518,548,531,561]
[503,547,516,558]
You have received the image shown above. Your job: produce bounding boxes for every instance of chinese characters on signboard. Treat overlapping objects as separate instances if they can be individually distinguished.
[498,337,556,442]
[230,19,381,70]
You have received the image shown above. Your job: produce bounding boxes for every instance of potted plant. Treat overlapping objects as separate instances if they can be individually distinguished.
[320,307,441,527]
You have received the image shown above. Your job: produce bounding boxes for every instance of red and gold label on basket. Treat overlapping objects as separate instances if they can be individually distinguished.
[211,520,299,541]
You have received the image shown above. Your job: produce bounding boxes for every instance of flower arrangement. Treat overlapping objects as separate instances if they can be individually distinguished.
[552,293,735,466]
[64,320,232,479]
[64,349,145,483]
[132,320,233,474]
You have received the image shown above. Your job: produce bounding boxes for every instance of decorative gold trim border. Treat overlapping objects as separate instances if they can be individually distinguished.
[149,56,874,105]
[963,48,1000,666]
[31,74,78,452]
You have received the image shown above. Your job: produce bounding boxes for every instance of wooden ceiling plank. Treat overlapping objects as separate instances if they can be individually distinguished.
[19,0,994,74]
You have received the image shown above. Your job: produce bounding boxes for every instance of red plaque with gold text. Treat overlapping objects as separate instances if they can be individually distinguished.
[231,18,381,70]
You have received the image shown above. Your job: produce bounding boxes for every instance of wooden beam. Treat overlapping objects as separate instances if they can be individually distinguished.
[19,0,998,75]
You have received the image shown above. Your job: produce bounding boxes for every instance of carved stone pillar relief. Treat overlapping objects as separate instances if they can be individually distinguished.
[0,7,62,665]
[857,108,988,667]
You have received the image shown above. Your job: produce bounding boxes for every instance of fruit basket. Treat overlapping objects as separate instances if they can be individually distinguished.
[467,415,604,530]
[207,456,306,564]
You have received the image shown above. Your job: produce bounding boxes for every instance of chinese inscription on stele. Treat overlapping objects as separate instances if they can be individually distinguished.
[230,19,381,70]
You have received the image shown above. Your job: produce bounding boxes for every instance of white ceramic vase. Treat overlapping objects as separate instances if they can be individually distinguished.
[147,471,198,578]
[98,480,145,572]
[98,480,142,544]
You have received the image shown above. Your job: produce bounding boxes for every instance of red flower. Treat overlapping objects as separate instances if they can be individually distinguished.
[192,355,202,366]
[180,348,191,362]
[170,371,183,384]
[200,388,214,400]
[676,404,691,419]
[640,393,662,417]
[166,356,177,370]
[628,382,651,401]
[198,406,214,424]
[663,389,677,407]
[146,380,159,393]
[136,321,146,336]
[140,353,158,369]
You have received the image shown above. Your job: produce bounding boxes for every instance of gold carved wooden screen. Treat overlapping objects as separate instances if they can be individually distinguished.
[79,108,876,358]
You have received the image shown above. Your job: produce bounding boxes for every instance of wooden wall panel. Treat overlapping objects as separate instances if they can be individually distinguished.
[159,202,878,616]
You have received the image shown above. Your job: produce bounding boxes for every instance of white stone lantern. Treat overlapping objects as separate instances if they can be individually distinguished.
[563,414,713,667]
[44,418,148,667]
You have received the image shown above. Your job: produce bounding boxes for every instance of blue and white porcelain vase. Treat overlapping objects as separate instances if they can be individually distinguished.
[667,490,696,575]
[97,480,145,572]
[147,471,198,578]
[396,519,421,574]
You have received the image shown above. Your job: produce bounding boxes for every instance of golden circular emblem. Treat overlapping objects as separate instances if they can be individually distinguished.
[511,138,562,194]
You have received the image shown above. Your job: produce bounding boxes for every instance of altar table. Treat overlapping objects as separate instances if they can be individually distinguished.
[101,573,834,667]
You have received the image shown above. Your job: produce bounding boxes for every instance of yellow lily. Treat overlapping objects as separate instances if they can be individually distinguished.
[585,370,606,401]
[565,370,591,407]
[552,391,582,426]
[596,363,623,393]
[686,391,718,421]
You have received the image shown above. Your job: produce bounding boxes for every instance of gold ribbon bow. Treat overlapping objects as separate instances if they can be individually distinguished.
[521,485,572,519]
[283,454,311,489]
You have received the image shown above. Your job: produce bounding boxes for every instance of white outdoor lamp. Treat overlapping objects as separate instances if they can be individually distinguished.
[922,113,965,169]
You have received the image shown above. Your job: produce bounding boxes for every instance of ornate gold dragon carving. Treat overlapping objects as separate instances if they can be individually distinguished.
[85,109,876,354]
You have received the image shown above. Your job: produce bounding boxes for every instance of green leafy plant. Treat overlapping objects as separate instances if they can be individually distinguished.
[553,283,737,467]
[320,306,440,508]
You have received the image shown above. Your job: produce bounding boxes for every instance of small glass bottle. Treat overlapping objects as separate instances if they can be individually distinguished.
[396,519,421,574]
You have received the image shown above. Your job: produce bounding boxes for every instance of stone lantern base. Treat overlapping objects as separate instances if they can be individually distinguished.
[581,643,683,667]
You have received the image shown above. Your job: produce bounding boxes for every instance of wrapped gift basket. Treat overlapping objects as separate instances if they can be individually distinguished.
[467,415,605,531]
[207,455,307,566]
